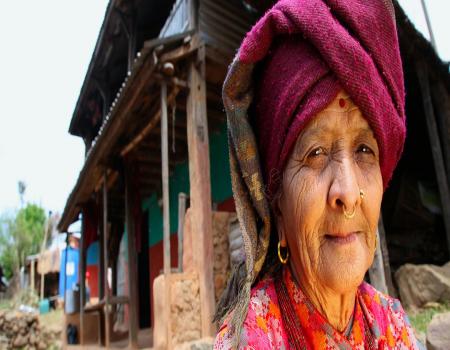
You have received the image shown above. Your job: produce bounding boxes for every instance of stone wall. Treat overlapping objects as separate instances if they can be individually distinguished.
[212,212,236,302]
[0,311,61,349]
[170,273,201,346]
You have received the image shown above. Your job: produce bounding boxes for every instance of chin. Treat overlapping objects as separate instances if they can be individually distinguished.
[318,243,371,294]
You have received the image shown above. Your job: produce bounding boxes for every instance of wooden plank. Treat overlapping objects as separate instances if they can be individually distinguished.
[125,166,139,349]
[186,46,216,337]
[102,173,111,349]
[416,60,450,254]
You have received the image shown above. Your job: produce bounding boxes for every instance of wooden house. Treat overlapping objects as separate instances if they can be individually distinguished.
[58,0,450,348]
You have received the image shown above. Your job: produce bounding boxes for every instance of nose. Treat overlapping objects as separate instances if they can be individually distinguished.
[328,158,361,213]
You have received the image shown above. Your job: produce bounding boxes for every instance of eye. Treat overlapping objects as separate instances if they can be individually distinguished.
[307,147,327,158]
[356,144,374,155]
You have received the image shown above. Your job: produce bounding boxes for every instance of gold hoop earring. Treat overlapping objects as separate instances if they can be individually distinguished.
[278,242,289,264]
[343,205,356,219]
[374,234,378,252]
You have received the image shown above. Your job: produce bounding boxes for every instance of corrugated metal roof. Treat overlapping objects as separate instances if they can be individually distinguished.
[199,0,257,57]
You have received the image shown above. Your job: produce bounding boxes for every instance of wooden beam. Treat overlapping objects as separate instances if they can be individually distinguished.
[102,173,111,348]
[125,166,139,349]
[416,60,450,254]
[121,87,180,157]
[186,47,216,337]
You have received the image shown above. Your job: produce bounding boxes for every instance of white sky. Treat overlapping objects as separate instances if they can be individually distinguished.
[0,0,448,216]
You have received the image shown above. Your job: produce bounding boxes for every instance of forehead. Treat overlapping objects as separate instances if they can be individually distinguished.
[301,91,373,139]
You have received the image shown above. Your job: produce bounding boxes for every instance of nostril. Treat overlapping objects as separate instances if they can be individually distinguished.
[336,198,344,207]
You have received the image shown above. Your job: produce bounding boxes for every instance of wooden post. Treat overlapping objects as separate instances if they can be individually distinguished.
[125,166,139,349]
[416,61,450,254]
[80,217,86,345]
[161,81,171,276]
[102,172,111,348]
[99,193,105,301]
[40,217,50,299]
[186,47,216,337]
[177,193,187,272]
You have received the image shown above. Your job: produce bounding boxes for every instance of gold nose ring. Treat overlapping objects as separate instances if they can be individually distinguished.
[343,205,356,219]
[360,189,365,199]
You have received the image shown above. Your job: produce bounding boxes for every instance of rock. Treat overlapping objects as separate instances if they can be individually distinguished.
[395,262,450,309]
[427,312,450,350]
[424,301,442,309]
[174,337,214,350]
[12,334,28,348]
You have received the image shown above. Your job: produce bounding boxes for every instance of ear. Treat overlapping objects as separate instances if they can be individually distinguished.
[273,192,287,247]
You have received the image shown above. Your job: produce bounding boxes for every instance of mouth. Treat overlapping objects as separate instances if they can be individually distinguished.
[324,232,359,245]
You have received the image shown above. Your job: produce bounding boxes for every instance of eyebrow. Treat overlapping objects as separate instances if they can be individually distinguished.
[295,125,376,152]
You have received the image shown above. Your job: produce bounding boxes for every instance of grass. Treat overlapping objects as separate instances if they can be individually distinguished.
[39,308,64,329]
[408,302,450,334]
[0,298,11,310]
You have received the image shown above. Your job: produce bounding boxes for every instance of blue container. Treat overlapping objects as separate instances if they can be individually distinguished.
[65,288,80,314]
[59,247,79,298]
[39,299,50,314]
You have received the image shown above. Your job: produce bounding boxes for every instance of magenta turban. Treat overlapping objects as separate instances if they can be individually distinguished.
[224,0,406,198]
[218,0,405,336]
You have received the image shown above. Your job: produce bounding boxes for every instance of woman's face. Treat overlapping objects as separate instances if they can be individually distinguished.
[276,92,383,295]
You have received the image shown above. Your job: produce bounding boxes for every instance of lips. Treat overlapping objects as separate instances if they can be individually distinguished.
[325,232,358,244]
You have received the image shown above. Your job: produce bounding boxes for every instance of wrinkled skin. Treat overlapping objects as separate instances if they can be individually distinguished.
[274,91,383,332]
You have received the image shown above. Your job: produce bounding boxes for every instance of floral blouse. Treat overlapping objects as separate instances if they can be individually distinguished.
[215,268,423,349]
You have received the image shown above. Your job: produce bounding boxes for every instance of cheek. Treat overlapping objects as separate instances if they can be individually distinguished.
[281,169,328,260]
[361,168,383,234]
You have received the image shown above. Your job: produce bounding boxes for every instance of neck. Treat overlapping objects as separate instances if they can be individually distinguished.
[288,262,356,332]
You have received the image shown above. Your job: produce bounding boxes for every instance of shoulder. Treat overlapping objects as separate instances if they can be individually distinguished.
[214,277,288,350]
[359,282,424,349]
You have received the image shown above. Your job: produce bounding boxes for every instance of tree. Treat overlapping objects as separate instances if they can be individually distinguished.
[0,204,47,279]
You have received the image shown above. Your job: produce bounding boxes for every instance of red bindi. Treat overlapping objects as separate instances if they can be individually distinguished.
[339,98,346,108]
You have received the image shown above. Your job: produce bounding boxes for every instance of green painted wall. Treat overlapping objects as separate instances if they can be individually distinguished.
[142,121,232,248]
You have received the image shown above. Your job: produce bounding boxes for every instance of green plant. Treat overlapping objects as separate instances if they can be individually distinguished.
[0,204,46,279]
[408,302,450,334]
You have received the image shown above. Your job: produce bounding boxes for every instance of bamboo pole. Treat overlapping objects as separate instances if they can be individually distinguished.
[161,81,171,276]
[177,193,187,272]
[420,0,437,52]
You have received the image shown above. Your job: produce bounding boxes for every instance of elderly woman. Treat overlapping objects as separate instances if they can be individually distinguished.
[214,0,423,349]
